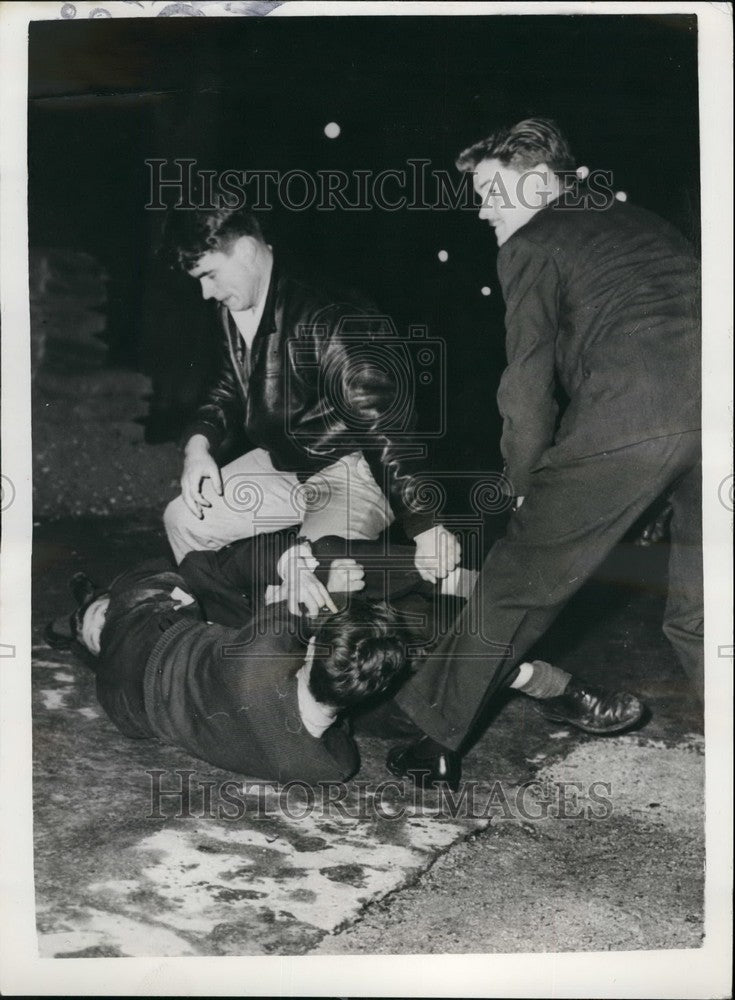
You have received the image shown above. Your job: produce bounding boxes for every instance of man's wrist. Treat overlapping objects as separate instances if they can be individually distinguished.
[277,540,314,580]
[414,524,440,543]
[184,434,210,456]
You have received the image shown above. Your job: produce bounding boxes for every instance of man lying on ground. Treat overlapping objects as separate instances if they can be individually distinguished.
[178,531,647,790]
[45,546,407,785]
[47,529,645,790]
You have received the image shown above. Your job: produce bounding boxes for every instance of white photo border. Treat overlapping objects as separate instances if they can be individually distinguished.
[1,2,732,996]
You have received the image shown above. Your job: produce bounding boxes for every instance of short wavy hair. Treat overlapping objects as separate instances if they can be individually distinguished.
[456,117,575,176]
[309,599,408,710]
[162,205,265,271]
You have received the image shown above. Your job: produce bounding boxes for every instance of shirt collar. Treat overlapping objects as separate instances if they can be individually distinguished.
[296,662,338,738]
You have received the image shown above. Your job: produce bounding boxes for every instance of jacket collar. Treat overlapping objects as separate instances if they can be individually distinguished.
[257,250,279,337]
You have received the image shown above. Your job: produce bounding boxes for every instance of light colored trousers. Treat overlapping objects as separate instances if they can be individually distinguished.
[164,448,394,564]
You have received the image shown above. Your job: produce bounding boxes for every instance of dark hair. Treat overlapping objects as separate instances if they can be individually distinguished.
[456,117,575,176]
[162,205,265,271]
[308,600,408,710]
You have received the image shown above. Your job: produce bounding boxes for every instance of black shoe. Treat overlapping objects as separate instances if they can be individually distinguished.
[70,572,100,607]
[533,679,645,734]
[44,619,75,650]
[386,737,461,791]
[44,573,104,650]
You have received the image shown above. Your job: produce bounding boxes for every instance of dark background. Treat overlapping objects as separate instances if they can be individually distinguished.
[28,13,699,479]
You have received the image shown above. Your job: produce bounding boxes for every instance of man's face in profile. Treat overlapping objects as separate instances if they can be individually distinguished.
[473,157,552,247]
[187,237,260,312]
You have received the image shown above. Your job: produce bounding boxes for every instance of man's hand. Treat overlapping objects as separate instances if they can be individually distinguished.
[634,501,672,547]
[181,434,223,519]
[277,542,338,618]
[327,558,366,595]
[413,524,461,584]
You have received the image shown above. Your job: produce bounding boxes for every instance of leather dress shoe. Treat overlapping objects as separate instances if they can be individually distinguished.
[45,573,104,649]
[533,678,645,734]
[70,572,100,607]
[386,737,461,791]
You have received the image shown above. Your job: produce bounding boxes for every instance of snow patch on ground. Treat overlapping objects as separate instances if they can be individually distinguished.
[77,808,481,945]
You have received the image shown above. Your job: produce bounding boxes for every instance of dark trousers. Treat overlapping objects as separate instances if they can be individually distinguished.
[94,561,201,738]
[395,431,703,751]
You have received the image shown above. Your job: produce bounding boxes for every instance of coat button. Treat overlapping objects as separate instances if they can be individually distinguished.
[583,368,592,379]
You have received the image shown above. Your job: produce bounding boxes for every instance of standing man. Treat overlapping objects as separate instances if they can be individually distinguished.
[161,206,458,584]
[388,118,702,787]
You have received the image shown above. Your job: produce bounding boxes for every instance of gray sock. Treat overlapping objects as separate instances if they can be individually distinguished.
[517,660,572,699]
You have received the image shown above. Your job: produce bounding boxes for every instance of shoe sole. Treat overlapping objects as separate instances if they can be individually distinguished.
[535,703,644,734]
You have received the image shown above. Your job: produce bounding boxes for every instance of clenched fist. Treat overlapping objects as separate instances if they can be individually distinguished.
[413,524,461,584]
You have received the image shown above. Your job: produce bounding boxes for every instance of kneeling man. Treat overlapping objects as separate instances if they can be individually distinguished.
[161,205,459,585]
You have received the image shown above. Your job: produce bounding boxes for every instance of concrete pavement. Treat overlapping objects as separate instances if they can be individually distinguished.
[31,514,704,956]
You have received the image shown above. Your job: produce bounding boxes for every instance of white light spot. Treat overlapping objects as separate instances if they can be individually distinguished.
[481,286,492,296]
[576,164,590,180]
[615,190,628,202]
[437,250,448,263]
[324,122,341,139]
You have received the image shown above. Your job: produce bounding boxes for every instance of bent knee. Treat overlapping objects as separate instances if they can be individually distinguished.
[163,494,206,563]
[163,495,187,533]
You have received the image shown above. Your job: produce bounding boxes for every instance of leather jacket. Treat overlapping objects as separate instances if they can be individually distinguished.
[184,261,434,539]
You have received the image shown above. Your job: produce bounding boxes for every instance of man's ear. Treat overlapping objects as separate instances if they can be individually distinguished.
[523,163,558,207]
[535,162,559,193]
[232,234,258,265]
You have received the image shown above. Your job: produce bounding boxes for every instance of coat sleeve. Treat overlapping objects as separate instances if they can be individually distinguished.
[496,238,561,497]
[315,304,435,539]
[179,527,302,626]
[181,308,244,458]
